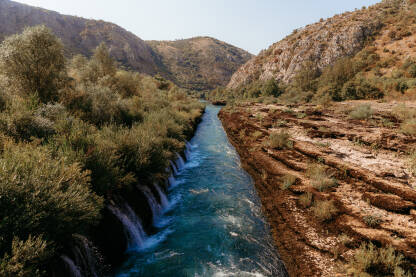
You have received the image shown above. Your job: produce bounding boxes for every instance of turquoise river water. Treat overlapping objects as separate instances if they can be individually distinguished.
[116,105,288,277]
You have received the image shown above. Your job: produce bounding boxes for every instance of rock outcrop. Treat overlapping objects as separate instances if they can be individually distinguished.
[228,4,385,88]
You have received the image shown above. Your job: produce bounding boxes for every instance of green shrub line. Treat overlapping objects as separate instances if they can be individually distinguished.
[0,26,204,275]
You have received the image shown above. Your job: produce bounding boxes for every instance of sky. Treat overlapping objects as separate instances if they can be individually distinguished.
[15,0,380,55]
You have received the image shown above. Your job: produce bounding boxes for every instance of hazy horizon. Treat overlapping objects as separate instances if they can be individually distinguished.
[14,0,380,54]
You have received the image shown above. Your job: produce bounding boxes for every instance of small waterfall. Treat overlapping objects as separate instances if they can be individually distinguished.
[185,142,192,161]
[155,182,169,209]
[139,186,162,224]
[175,153,186,170]
[61,255,82,277]
[108,203,147,250]
[71,235,100,277]
[168,175,176,188]
[169,161,178,176]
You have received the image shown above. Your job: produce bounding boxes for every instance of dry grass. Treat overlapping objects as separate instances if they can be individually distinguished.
[306,163,337,191]
[346,242,411,277]
[349,104,373,120]
[312,200,338,221]
[280,174,297,190]
[299,192,313,208]
[268,131,293,149]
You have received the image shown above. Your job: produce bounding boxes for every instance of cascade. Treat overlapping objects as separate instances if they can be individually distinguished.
[154,183,169,210]
[169,161,178,176]
[71,235,100,277]
[138,186,162,224]
[108,203,147,250]
[175,153,185,170]
[185,142,192,160]
[61,255,82,277]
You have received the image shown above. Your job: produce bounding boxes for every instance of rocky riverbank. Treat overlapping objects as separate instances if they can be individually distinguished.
[219,101,416,276]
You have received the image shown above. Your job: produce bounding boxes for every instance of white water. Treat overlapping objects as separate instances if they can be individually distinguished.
[155,183,169,210]
[62,255,82,277]
[139,186,162,224]
[175,153,186,170]
[72,235,99,277]
[169,161,178,176]
[108,203,147,250]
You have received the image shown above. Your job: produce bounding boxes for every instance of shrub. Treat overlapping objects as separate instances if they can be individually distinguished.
[0,25,66,103]
[363,214,383,228]
[0,236,51,277]
[262,79,283,97]
[299,192,313,208]
[400,119,416,135]
[349,104,373,120]
[346,243,411,277]
[268,131,292,149]
[306,163,337,191]
[0,143,103,253]
[341,79,383,100]
[312,200,338,221]
[281,174,297,190]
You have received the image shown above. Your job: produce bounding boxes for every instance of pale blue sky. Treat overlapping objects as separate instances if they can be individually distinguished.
[15,0,380,54]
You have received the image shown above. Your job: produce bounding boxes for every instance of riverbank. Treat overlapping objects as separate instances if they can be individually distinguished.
[219,101,416,276]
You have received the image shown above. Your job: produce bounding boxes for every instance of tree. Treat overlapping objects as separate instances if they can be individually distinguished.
[0,25,66,103]
[262,79,283,97]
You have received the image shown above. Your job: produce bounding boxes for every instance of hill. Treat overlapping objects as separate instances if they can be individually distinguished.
[0,0,251,90]
[148,37,253,90]
[227,0,416,102]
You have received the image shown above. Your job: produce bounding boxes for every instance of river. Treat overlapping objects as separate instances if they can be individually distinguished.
[116,105,288,277]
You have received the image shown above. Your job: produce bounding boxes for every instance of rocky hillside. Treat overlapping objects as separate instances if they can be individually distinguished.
[228,0,414,89]
[147,37,253,90]
[0,0,160,75]
[0,0,251,90]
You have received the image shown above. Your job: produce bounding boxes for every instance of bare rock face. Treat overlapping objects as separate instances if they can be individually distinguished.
[0,0,159,75]
[227,7,383,89]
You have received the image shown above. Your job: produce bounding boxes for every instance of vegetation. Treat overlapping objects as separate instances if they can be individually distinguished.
[363,214,383,228]
[311,200,338,221]
[268,131,292,149]
[306,163,337,191]
[349,104,373,120]
[346,242,411,277]
[299,192,313,208]
[281,174,297,190]
[0,26,203,275]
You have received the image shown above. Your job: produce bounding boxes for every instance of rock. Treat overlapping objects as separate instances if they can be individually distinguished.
[362,192,416,213]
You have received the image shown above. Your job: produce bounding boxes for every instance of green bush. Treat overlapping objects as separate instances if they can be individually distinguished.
[349,104,373,120]
[0,25,66,103]
[262,79,283,97]
[0,143,103,254]
[341,78,383,100]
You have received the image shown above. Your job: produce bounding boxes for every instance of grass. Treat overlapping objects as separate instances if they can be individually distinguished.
[281,174,297,190]
[346,242,411,277]
[299,192,313,208]
[349,104,373,120]
[363,214,383,228]
[306,163,338,191]
[251,130,263,140]
[400,119,416,135]
[268,131,293,149]
[311,200,338,221]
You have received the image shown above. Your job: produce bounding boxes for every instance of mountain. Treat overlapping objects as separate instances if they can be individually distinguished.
[0,0,251,90]
[228,0,415,90]
[0,0,159,75]
[147,37,253,90]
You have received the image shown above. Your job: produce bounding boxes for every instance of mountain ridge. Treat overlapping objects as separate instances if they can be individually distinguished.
[0,0,251,90]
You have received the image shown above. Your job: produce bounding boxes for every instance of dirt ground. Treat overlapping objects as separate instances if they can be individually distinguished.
[219,100,416,277]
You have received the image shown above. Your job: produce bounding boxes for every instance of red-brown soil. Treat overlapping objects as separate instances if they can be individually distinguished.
[219,101,416,276]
